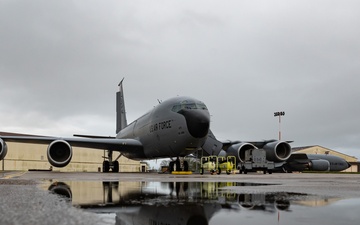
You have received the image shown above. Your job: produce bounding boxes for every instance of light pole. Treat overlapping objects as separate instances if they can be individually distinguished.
[274,111,285,140]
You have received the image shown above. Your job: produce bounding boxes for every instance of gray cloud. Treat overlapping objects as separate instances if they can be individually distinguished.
[1,0,359,158]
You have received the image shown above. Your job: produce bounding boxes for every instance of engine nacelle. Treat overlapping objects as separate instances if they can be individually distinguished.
[226,142,257,163]
[0,138,8,160]
[47,140,73,167]
[309,159,330,171]
[263,141,291,162]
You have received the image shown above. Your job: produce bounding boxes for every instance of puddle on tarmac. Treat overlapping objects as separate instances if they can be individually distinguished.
[43,181,360,225]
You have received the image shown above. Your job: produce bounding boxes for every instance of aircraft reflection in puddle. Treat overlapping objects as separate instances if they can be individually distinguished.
[46,181,345,225]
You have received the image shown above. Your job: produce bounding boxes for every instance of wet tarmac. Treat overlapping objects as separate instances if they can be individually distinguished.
[1,171,360,225]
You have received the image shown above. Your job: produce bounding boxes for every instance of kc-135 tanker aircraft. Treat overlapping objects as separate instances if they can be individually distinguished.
[0,79,350,173]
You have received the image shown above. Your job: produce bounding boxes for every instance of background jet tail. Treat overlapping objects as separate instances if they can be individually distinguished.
[116,78,128,133]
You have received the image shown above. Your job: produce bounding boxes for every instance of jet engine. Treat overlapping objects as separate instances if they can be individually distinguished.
[263,141,291,162]
[226,142,257,163]
[47,140,73,167]
[0,138,8,160]
[309,159,330,171]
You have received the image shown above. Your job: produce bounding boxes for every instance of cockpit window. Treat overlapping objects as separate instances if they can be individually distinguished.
[184,103,196,109]
[196,103,208,110]
[171,104,181,112]
[171,101,208,112]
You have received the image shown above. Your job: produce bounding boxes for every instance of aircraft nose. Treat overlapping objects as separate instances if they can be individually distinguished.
[178,109,210,138]
[346,161,351,169]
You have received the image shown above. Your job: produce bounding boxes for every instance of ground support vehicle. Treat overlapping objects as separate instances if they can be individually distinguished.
[238,149,275,174]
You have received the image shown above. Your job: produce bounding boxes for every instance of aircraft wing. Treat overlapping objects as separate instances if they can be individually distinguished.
[287,153,309,161]
[221,139,293,150]
[218,139,293,163]
[220,140,241,151]
[0,135,143,154]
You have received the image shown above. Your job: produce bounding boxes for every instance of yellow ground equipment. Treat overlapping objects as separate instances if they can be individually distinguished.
[217,156,236,175]
[200,156,218,175]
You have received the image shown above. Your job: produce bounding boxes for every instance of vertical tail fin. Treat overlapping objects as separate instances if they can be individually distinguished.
[116,78,127,133]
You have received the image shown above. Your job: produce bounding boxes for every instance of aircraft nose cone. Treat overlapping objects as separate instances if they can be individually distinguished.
[178,109,210,138]
[347,161,351,169]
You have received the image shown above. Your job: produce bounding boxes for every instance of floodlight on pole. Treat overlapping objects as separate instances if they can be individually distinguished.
[274,111,285,140]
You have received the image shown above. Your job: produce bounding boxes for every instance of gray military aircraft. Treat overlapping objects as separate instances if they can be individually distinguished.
[220,140,350,173]
[281,153,351,172]
[0,80,351,173]
[0,79,215,172]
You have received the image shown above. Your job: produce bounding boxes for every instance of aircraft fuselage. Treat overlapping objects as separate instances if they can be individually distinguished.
[307,154,351,171]
[116,96,210,160]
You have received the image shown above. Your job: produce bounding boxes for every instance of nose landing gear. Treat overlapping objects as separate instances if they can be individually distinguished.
[168,158,190,174]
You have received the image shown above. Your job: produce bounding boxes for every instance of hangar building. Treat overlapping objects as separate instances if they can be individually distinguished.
[0,132,145,172]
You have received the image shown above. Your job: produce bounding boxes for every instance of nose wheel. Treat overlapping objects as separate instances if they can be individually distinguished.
[168,158,190,173]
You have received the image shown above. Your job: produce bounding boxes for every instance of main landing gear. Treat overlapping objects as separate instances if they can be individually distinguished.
[102,150,122,173]
[168,158,189,173]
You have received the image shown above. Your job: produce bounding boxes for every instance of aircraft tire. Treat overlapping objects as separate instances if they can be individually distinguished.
[226,170,231,175]
[169,161,174,173]
[175,160,181,171]
[184,161,189,171]
[103,161,110,173]
[113,161,119,173]
[217,168,221,175]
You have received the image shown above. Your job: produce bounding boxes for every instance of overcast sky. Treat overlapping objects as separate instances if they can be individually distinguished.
[1,0,359,159]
